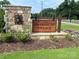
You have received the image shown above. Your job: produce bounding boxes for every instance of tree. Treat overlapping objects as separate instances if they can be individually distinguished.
[32,0,79,20]
[0,9,5,32]
[39,8,56,18]
[56,0,70,19]
[31,8,56,19]
[56,0,79,20]
[0,0,10,7]
[69,0,76,21]
[73,1,79,19]
[3,0,10,5]
[31,13,39,19]
[0,0,10,32]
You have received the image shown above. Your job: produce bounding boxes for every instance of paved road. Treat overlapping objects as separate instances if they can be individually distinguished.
[62,22,79,26]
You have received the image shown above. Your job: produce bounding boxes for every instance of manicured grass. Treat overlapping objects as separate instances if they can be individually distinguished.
[61,23,79,31]
[0,48,79,59]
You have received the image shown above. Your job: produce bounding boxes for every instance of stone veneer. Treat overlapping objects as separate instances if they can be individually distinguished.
[3,5,32,33]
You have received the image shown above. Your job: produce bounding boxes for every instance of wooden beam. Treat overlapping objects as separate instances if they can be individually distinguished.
[57,19,61,33]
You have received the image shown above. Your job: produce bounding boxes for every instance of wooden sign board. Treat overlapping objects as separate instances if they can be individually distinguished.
[32,20,57,33]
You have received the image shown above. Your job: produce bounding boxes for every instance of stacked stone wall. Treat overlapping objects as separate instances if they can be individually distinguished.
[4,6,32,33]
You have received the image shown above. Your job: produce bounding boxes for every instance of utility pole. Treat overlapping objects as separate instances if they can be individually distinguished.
[41,0,44,17]
[68,0,71,22]
[41,1,43,11]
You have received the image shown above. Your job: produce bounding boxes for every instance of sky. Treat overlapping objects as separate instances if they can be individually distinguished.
[1,0,79,13]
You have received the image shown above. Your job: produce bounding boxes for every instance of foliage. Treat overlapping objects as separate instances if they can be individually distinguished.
[31,8,56,18]
[31,13,39,19]
[65,34,73,41]
[0,9,5,32]
[56,0,79,20]
[71,15,77,20]
[0,0,10,32]
[0,0,10,6]
[75,1,79,19]
[0,32,13,42]
[50,35,58,42]
[56,0,70,18]
[32,0,79,20]
[39,8,56,18]
[64,30,79,40]
[14,32,29,42]
[0,32,29,42]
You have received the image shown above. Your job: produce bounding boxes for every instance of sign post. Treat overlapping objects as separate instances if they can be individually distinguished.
[57,18,61,33]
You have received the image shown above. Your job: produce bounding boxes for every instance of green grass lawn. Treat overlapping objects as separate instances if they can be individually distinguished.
[0,48,79,59]
[61,23,79,31]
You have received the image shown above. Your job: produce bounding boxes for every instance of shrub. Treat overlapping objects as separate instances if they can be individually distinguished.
[65,34,73,41]
[0,32,13,42]
[14,32,29,42]
[50,35,58,42]
[71,15,78,20]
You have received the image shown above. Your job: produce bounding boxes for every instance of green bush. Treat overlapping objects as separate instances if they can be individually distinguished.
[50,35,58,42]
[71,15,78,20]
[0,9,5,32]
[14,32,29,42]
[0,32,13,42]
[65,34,73,41]
[0,32,30,42]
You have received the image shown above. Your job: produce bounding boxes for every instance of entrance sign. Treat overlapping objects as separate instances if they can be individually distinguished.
[32,19,57,32]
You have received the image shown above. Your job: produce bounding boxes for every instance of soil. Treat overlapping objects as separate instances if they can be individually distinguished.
[0,39,79,53]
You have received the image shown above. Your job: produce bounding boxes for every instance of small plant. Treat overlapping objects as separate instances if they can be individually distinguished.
[65,34,73,41]
[14,32,29,42]
[0,32,13,42]
[50,35,58,42]
[0,33,2,42]
[72,32,79,40]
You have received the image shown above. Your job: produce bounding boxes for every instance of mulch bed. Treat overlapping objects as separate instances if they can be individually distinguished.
[0,39,79,53]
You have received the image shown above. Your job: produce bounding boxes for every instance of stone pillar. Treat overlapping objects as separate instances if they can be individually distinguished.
[3,5,32,33]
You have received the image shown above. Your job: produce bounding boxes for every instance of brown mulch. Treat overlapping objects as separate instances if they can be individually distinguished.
[0,39,79,53]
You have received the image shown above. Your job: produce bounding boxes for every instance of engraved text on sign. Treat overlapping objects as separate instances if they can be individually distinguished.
[32,20,57,32]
